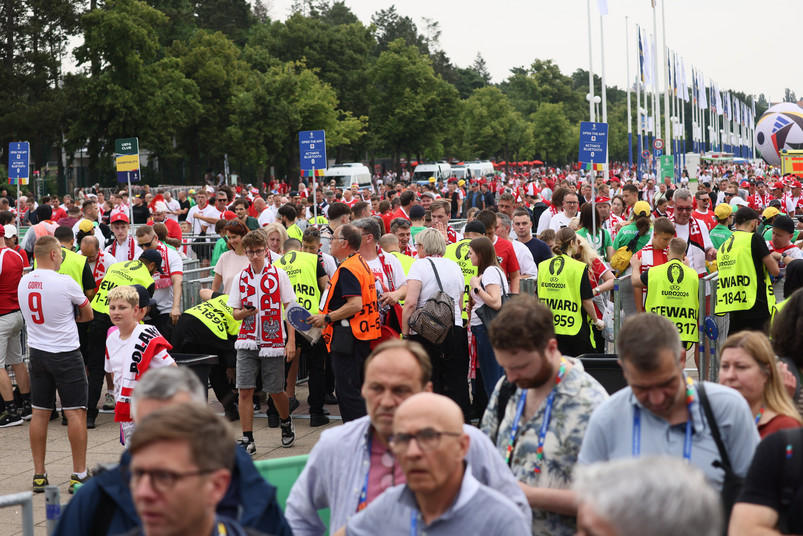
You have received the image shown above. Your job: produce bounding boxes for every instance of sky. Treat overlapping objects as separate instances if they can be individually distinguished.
[264,0,801,103]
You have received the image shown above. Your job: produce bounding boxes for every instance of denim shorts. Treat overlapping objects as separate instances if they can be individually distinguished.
[236,348,284,393]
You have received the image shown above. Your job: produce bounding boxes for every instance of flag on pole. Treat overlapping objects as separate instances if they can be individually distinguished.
[681,58,689,102]
[734,98,741,124]
[638,26,645,84]
[713,82,722,115]
[751,97,756,120]
[650,36,657,92]
[596,0,608,15]
[699,71,708,110]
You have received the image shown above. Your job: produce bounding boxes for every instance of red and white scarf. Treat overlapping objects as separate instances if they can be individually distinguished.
[90,250,111,290]
[375,247,396,292]
[110,236,136,261]
[235,262,285,357]
[446,225,458,244]
[153,242,173,290]
[670,214,706,251]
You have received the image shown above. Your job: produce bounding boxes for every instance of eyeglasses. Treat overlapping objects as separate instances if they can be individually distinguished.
[216,198,227,203]
[245,249,265,257]
[675,206,693,212]
[138,236,155,248]
[724,193,735,197]
[563,201,579,205]
[389,428,461,454]
[126,466,215,494]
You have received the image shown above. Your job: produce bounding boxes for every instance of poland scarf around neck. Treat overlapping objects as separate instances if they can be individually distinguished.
[235,262,285,357]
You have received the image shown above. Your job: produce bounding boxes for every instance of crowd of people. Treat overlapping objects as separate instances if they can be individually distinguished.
[2,158,803,535]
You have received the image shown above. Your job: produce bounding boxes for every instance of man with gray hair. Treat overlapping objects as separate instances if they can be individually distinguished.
[670,187,717,276]
[573,457,722,536]
[53,367,292,536]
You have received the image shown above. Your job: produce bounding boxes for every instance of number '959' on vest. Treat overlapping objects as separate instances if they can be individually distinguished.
[536,254,586,337]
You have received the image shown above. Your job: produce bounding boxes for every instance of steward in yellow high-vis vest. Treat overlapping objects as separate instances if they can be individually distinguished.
[715,208,779,335]
[445,238,477,323]
[644,256,699,346]
[536,250,597,357]
[92,260,156,315]
[275,249,326,314]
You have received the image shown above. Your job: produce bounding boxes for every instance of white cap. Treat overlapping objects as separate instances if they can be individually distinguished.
[4,224,17,237]
[153,201,169,213]
[730,196,749,208]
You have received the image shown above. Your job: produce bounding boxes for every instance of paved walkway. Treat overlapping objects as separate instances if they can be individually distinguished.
[0,384,337,535]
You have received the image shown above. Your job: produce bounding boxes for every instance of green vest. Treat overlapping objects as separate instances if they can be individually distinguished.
[275,250,321,314]
[287,223,304,242]
[536,254,587,338]
[445,239,478,322]
[709,224,733,251]
[185,295,241,340]
[92,260,155,315]
[308,215,328,225]
[716,231,774,314]
[644,259,700,344]
[34,247,86,287]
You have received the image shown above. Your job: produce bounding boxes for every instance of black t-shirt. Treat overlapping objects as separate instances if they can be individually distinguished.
[178,200,191,221]
[738,429,803,533]
[132,204,150,224]
[80,261,96,292]
[734,232,772,321]
[522,237,553,266]
[326,265,361,313]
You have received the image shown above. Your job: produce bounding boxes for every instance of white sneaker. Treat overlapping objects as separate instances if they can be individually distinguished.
[280,418,295,448]
[237,436,256,456]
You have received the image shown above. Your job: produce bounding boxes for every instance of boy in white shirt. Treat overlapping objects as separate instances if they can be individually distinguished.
[105,285,175,446]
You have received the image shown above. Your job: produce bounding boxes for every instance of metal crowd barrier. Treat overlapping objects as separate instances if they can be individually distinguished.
[0,491,34,536]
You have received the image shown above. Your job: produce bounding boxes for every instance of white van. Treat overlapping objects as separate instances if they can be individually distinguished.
[324,163,372,189]
[466,160,494,179]
[412,162,452,182]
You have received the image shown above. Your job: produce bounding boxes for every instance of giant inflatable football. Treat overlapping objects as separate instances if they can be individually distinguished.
[755,102,803,166]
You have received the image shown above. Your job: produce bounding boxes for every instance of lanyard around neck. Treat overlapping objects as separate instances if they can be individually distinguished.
[632,375,695,461]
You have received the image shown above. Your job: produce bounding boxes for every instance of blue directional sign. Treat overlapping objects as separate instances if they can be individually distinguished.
[299,130,326,170]
[578,122,609,164]
[8,142,30,185]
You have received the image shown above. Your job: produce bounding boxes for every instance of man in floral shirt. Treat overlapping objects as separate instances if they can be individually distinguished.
[481,295,608,536]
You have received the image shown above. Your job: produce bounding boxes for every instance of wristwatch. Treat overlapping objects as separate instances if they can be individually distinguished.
[324,314,332,324]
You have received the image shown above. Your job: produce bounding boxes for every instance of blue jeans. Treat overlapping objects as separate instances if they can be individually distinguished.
[472,323,503,399]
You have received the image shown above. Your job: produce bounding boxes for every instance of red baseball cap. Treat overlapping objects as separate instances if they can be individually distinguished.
[110,213,130,224]
[793,181,802,189]
[223,211,237,221]
[773,181,785,189]
[595,196,611,204]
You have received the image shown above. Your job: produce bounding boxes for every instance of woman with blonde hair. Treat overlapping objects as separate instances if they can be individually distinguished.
[263,222,288,262]
[719,331,802,438]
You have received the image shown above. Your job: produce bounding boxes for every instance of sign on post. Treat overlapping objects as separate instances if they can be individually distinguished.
[8,142,30,186]
[578,122,609,167]
[299,130,327,224]
[659,155,674,180]
[115,137,140,183]
[299,130,326,171]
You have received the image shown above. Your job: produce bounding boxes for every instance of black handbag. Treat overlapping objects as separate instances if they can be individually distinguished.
[697,381,745,533]
[475,267,512,327]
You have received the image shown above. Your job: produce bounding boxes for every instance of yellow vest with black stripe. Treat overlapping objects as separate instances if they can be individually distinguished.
[34,247,86,287]
[644,259,699,344]
[445,239,477,322]
[185,295,241,340]
[537,254,587,338]
[92,260,155,315]
[275,250,321,314]
[716,231,774,314]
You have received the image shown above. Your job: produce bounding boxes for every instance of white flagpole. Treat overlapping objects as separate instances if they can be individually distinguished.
[587,0,596,122]
[660,0,671,157]
[600,14,608,124]
[626,16,633,176]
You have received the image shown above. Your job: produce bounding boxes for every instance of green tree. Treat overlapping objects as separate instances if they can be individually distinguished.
[532,102,575,164]
[194,0,252,45]
[371,5,427,55]
[502,60,585,123]
[461,87,531,165]
[145,0,196,48]
[167,29,250,180]
[227,61,364,181]
[70,0,201,182]
[368,39,459,169]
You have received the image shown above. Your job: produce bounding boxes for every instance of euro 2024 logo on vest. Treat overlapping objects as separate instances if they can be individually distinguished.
[548,256,566,280]
[667,262,684,290]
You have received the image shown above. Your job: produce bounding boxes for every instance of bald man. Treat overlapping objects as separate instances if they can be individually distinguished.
[337,393,529,535]
[286,340,529,536]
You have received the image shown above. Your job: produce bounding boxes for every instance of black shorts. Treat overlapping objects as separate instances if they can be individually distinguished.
[192,236,212,260]
[29,348,88,410]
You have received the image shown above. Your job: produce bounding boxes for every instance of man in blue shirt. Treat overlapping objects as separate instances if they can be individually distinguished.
[578,314,759,490]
